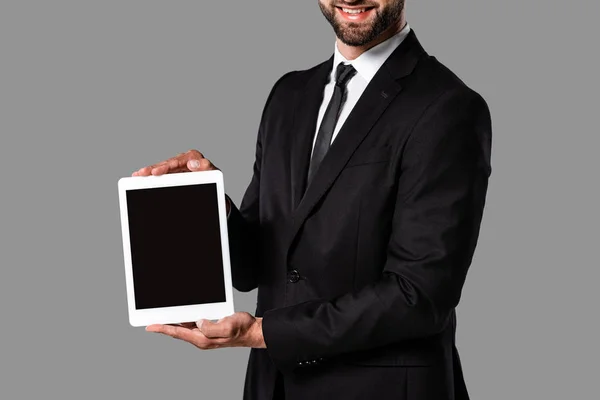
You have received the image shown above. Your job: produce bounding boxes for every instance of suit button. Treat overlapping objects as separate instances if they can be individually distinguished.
[287,269,300,283]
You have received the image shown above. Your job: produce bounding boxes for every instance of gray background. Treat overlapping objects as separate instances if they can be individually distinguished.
[1,1,598,399]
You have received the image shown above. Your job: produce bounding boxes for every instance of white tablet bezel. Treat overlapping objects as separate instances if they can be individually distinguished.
[118,170,234,327]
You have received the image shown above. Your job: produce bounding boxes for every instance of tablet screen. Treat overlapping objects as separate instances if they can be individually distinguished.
[125,183,226,310]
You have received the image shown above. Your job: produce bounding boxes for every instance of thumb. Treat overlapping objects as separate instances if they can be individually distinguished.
[187,158,215,171]
[197,319,231,338]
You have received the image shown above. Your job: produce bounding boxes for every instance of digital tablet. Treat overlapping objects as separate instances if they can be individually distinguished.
[118,170,234,327]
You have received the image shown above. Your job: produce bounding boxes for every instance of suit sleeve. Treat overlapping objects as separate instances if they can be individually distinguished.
[262,88,493,370]
[226,72,293,292]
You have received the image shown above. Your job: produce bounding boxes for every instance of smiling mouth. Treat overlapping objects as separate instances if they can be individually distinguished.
[338,7,373,14]
[335,5,376,21]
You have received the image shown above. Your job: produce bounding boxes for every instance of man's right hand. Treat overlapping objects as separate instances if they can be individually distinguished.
[132,149,231,215]
[132,149,218,177]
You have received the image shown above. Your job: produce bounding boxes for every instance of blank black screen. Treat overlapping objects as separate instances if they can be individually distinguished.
[126,183,226,310]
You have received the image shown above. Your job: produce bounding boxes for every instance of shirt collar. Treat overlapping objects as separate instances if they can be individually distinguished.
[331,23,411,84]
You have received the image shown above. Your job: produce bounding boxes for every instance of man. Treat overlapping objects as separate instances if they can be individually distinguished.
[133,1,492,399]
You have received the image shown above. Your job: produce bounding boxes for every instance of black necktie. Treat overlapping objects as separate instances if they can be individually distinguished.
[306,62,357,187]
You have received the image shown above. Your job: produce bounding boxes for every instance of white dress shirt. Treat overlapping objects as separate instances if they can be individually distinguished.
[311,23,411,157]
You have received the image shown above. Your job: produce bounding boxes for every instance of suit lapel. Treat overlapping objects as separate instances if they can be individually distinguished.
[286,29,426,259]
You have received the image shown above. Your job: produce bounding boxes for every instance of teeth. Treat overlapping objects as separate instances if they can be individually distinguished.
[342,8,366,14]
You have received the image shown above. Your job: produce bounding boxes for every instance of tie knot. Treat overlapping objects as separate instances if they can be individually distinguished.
[335,63,357,88]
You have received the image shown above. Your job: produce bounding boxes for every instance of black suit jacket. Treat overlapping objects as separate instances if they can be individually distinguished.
[226,29,492,400]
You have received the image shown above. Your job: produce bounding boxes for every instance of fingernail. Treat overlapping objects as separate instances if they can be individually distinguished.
[189,159,200,169]
[197,320,204,329]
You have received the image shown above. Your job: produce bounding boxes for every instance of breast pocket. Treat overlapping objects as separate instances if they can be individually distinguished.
[345,146,392,168]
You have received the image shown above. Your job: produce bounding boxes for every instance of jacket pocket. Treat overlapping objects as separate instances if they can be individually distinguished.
[345,147,391,168]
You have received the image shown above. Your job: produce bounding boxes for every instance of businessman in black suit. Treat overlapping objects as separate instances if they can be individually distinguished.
[135,1,492,399]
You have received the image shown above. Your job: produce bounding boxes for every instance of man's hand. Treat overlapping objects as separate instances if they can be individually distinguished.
[131,149,231,214]
[132,149,218,177]
[146,312,266,350]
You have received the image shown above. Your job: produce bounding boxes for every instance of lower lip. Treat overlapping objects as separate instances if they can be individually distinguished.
[336,7,375,22]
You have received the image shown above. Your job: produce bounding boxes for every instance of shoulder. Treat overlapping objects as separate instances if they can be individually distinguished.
[402,55,492,174]
[258,59,330,122]
[265,59,330,102]
[410,54,490,115]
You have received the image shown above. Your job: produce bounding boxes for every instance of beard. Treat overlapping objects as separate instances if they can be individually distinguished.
[319,1,405,47]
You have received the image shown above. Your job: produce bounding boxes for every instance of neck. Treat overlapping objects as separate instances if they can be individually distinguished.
[337,12,406,60]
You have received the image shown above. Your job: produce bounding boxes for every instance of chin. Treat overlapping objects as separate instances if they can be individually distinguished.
[337,28,374,46]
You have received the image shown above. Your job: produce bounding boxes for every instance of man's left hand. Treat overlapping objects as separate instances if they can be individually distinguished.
[146,312,266,349]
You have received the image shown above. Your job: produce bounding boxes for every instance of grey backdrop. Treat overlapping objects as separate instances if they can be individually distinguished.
[1,1,598,399]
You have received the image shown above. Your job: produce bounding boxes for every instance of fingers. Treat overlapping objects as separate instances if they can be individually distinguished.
[146,324,228,349]
[134,155,189,176]
[132,149,216,177]
[146,324,197,341]
[149,157,183,176]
